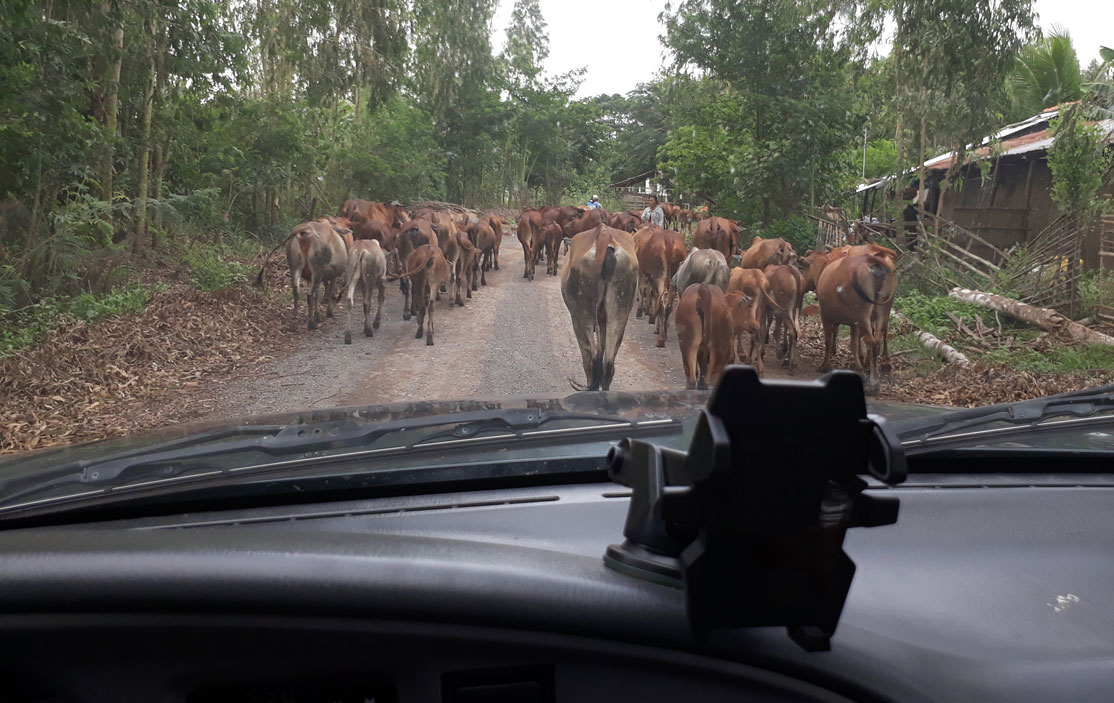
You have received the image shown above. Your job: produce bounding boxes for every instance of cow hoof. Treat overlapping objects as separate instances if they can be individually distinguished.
[364,327,373,338]
[344,332,352,344]
[415,329,423,339]
[494,264,499,270]
[326,310,334,318]
[636,311,642,319]
[655,339,665,348]
[373,320,380,330]
[818,364,831,373]
[467,291,472,299]
[288,323,299,333]
[308,322,317,330]
[426,337,434,346]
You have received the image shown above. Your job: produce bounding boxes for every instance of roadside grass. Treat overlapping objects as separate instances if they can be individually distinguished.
[0,283,163,357]
[893,290,1114,375]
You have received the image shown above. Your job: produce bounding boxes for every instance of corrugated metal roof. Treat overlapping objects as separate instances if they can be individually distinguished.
[855,106,1113,191]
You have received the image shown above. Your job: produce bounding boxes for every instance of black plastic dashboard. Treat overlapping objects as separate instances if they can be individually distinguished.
[3,478,1114,702]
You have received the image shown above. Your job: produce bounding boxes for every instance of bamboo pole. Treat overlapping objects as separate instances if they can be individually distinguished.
[892,312,971,367]
[949,288,1114,346]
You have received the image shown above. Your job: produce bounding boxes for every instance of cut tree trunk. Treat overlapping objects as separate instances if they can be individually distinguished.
[949,288,1114,346]
[892,311,971,367]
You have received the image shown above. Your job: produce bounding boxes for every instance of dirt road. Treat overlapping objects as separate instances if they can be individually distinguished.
[206,235,696,418]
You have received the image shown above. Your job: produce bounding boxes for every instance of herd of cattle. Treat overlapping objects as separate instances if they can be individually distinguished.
[255,199,898,394]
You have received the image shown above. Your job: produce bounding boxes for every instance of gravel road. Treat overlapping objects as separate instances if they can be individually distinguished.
[206,234,703,418]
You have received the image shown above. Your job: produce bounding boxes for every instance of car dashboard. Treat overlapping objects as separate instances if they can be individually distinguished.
[3,475,1114,703]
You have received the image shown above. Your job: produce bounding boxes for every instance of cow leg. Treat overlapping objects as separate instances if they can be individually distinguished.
[750,330,765,374]
[372,280,384,331]
[480,252,488,285]
[655,288,669,348]
[344,267,360,345]
[324,277,337,318]
[680,329,698,390]
[401,277,411,321]
[425,291,435,346]
[289,272,301,333]
[307,276,321,330]
[414,284,427,340]
[818,322,837,372]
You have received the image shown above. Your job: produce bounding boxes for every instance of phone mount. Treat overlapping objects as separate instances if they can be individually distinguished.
[604,367,907,652]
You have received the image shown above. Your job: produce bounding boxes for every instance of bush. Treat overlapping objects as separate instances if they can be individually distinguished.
[755,215,816,254]
[184,245,252,291]
[0,283,158,356]
[894,290,992,338]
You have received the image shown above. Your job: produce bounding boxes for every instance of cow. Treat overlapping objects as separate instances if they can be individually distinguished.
[394,243,451,345]
[395,218,436,320]
[675,283,733,390]
[478,214,504,270]
[343,200,408,229]
[517,208,543,280]
[636,228,679,348]
[693,217,739,260]
[283,221,347,331]
[664,203,683,228]
[826,242,899,368]
[563,207,609,238]
[816,254,897,393]
[466,220,498,286]
[740,236,795,269]
[542,222,564,276]
[561,225,639,391]
[762,264,804,373]
[672,247,730,295]
[609,212,640,232]
[342,239,387,344]
[452,231,477,305]
[412,207,458,237]
[351,219,397,251]
[678,208,696,234]
[727,267,779,373]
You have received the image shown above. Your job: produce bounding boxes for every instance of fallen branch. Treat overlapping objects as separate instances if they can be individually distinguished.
[949,287,1114,346]
[892,312,972,367]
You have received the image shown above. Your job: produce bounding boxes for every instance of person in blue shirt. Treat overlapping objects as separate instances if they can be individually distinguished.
[585,195,601,209]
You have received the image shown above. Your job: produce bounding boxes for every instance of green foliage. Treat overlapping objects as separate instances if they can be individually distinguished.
[981,344,1114,374]
[184,245,252,291]
[894,290,990,338]
[0,284,158,357]
[1007,28,1082,120]
[1047,108,1114,226]
[755,216,816,255]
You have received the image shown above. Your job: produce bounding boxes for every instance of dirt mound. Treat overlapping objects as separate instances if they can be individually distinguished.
[0,272,298,453]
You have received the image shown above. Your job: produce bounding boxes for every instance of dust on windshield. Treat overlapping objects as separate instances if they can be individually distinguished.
[1,0,1113,454]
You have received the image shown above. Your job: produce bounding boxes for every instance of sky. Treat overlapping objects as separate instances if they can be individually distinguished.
[491,0,1111,100]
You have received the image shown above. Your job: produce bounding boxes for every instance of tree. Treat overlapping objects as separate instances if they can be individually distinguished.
[1008,28,1082,121]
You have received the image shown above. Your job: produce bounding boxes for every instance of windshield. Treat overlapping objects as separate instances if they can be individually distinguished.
[1,0,1113,476]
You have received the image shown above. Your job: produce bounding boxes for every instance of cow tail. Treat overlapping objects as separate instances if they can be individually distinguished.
[696,284,711,360]
[589,244,618,390]
[254,230,299,289]
[851,258,894,306]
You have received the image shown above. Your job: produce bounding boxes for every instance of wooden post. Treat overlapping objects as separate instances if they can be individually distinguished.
[1023,156,1037,242]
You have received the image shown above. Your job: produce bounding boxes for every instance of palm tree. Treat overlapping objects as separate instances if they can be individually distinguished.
[1083,45,1113,119]
[1007,28,1082,120]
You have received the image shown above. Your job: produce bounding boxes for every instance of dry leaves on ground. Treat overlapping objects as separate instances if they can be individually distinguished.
[0,258,297,453]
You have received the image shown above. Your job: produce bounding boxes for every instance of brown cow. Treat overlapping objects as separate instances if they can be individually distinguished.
[351,219,397,251]
[451,231,477,305]
[727,267,779,373]
[344,200,408,229]
[466,220,498,286]
[561,225,639,391]
[395,218,436,319]
[816,254,897,393]
[541,222,564,276]
[609,212,641,232]
[826,242,898,368]
[636,228,676,347]
[693,217,739,259]
[478,214,504,270]
[762,264,804,373]
[285,221,348,331]
[342,239,387,344]
[394,243,450,345]
[517,208,543,280]
[678,208,696,234]
[660,202,681,228]
[740,236,795,270]
[675,283,733,390]
[563,207,609,238]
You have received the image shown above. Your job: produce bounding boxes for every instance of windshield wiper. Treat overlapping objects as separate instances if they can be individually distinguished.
[0,409,681,516]
[894,383,1114,454]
